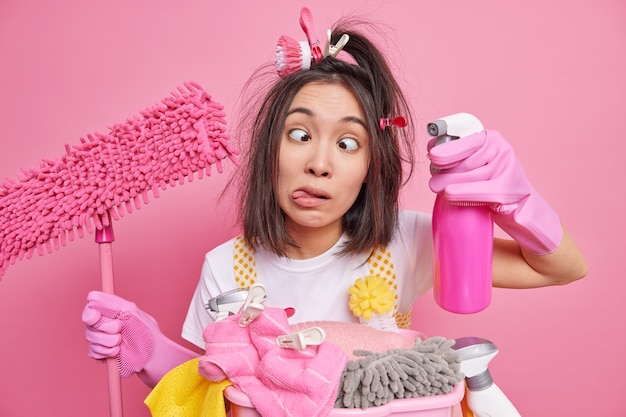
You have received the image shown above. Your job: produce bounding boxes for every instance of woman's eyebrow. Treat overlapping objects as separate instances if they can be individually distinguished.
[341,115,367,128]
[286,107,366,128]
[286,106,313,117]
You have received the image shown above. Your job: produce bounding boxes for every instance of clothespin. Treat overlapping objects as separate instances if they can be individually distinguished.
[324,29,350,58]
[276,326,326,350]
[238,283,267,327]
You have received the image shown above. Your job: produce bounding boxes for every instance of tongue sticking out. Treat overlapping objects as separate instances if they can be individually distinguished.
[292,190,319,199]
[291,190,328,200]
[292,190,328,207]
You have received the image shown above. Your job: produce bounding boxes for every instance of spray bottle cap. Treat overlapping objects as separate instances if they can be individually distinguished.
[427,112,484,139]
[453,337,499,378]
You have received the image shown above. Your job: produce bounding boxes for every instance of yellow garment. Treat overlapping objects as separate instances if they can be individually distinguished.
[144,357,231,417]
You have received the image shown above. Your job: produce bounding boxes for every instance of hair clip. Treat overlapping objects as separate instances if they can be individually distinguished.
[299,7,323,62]
[379,116,408,131]
[276,326,326,350]
[324,29,350,58]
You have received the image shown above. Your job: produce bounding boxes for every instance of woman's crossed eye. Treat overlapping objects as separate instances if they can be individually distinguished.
[338,137,358,151]
[289,129,359,151]
[289,128,311,143]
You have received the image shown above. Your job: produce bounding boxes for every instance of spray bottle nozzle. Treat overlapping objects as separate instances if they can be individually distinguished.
[427,119,448,137]
[453,336,497,356]
[427,112,484,139]
[453,337,499,391]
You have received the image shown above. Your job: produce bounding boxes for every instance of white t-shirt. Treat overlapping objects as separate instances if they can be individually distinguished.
[182,209,433,348]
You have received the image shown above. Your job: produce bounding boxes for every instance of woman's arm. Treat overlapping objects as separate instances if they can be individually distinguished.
[492,224,587,289]
[428,129,588,290]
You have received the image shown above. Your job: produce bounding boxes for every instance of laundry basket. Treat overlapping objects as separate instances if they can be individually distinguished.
[223,329,465,417]
[224,382,464,417]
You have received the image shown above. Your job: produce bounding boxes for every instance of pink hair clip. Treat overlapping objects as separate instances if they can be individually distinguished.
[275,7,321,78]
[299,7,323,62]
[380,116,408,130]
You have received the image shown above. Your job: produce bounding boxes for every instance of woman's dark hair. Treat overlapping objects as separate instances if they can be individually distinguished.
[230,17,415,257]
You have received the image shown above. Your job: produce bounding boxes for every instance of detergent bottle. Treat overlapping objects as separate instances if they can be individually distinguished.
[429,113,493,314]
[453,337,522,417]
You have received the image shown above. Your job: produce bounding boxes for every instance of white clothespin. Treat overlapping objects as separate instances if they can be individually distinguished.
[238,283,266,327]
[276,326,326,350]
[324,29,350,58]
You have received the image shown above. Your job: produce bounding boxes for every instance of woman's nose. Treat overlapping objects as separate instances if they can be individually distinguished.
[306,145,332,178]
[308,167,329,177]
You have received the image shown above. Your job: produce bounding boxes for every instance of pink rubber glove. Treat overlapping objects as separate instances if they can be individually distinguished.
[428,130,562,255]
[82,291,197,387]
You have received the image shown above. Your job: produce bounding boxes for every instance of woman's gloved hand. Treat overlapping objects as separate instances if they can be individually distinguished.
[428,130,562,255]
[82,291,158,376]
[82,291,197,387]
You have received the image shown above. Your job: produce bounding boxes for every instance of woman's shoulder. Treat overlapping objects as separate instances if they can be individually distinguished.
[398,208,432,229]
[390,208,433,254]
[199,235,243,288]
[204,234,241,262]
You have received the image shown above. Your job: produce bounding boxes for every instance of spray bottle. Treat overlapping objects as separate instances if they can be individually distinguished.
[453,337,522,417]
[428,113,493,313]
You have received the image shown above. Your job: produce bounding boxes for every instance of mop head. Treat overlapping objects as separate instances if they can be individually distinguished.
[336,336,463,409]
[0,81,239,278]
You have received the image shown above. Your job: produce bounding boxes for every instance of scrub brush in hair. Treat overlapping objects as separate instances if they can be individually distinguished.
[0,81,239,278]
[275,7,321,78]
[275,35,312,77]
[275,7,356,78]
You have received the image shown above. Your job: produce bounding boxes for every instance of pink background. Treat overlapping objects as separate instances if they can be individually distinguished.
[1,1,624,416]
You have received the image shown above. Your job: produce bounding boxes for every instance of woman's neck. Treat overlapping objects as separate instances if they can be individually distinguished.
[283,221,343,260]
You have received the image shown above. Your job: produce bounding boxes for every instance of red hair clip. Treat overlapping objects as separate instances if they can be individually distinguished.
[380,116,408,130]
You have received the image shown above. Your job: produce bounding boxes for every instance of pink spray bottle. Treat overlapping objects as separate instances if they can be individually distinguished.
[429,113,494,314]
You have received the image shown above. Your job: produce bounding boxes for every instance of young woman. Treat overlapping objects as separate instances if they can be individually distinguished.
[83,9,587,389]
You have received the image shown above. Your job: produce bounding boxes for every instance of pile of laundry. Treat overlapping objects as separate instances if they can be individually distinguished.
[145,285,463,417]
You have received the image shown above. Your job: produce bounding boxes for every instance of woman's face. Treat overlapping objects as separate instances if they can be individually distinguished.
[276,82,370,238]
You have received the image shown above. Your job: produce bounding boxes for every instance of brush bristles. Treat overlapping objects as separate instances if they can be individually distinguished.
[0,81,239,278]
[275,35,310,78]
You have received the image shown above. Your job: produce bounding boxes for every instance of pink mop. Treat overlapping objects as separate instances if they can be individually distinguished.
[0,81,239,416]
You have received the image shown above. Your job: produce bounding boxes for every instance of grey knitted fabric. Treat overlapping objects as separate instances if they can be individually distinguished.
[335,336,463,409]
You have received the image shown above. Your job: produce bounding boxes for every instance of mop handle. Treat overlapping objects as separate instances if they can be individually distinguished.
[96,218,124,417]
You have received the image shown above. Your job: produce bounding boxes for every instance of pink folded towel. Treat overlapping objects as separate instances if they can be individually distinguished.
[199,308,348,417]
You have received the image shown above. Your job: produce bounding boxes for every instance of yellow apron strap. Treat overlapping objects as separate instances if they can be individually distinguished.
[233,237,411,328]
[234,236,257,290]
[368,246,412,329]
